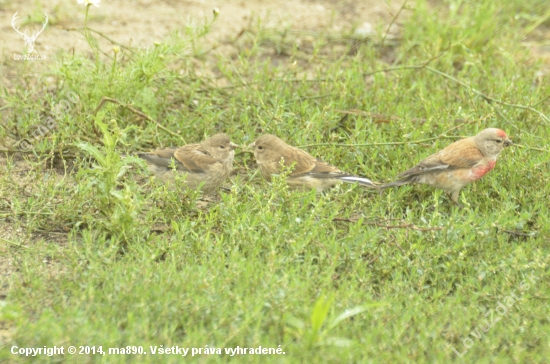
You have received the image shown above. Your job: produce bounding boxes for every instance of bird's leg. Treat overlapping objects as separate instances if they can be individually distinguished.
[449,190,464,208]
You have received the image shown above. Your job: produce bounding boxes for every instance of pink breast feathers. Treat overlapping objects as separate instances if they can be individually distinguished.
[471,160,497,180]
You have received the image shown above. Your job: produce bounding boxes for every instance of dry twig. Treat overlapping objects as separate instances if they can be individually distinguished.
[332,217,443,232]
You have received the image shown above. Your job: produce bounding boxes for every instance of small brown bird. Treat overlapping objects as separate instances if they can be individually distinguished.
[249,134,376,191]
[138,133,238,193]
[382,128,513,204]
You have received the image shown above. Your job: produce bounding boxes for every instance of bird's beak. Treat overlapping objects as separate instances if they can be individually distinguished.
[229,142,239,150]
[504,139,513,147]
[247,141,256,149]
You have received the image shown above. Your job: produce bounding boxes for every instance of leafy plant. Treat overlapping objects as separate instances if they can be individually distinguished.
[285,295,385,348]
[75,118,146,243]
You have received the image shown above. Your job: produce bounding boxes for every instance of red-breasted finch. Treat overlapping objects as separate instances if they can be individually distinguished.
[382,128,512,204]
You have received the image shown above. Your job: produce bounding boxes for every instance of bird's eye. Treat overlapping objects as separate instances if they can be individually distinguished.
[220,145,225,149]
[258,146,264,150]
[496,139,502,143]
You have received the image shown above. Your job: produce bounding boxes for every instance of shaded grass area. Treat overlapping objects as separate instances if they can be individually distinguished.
[1,0,550,362]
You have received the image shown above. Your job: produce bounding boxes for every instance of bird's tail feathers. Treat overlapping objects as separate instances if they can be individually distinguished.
[339,176,378,188]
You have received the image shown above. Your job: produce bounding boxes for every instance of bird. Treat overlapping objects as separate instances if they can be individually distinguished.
[381,128,513,204]
[138,133,238,193]
[248,134,376,192]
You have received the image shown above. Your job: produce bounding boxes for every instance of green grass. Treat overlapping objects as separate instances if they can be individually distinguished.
[1,0,550,362]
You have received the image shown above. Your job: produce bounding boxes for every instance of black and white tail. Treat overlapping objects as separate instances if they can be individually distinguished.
[338,176,378,188]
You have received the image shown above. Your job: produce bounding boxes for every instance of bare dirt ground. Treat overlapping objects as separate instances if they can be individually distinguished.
[0,0,404,86]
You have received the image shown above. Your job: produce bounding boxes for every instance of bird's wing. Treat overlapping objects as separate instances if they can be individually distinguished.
[282,147,342,176]
[399,139,483,178]
[173,145,218,173]
[139,145,217,173]
[138,147,180,169]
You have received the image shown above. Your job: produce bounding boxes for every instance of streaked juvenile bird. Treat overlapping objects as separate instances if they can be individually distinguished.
[138,133,238,193]
[382,128,512,204]
[249,134,376,191]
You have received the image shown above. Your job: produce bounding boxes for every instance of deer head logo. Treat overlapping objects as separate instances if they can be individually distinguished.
[12,11,48,54]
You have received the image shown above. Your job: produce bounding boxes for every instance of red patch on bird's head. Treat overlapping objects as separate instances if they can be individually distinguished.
[496,129,507,138]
